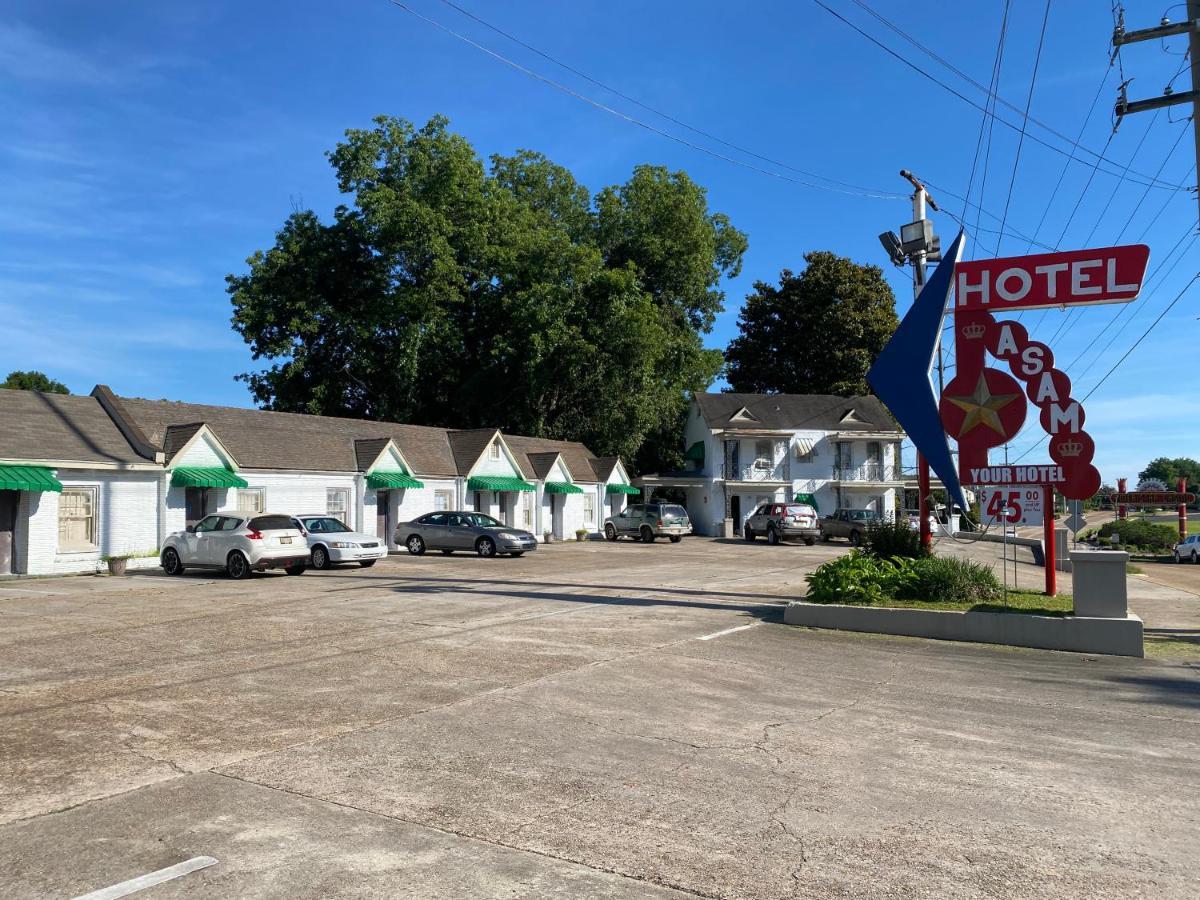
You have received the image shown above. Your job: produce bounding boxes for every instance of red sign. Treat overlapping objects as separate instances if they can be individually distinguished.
[955,245,1150,312]
[1111,492,1196,505]
[964,465,1065,486]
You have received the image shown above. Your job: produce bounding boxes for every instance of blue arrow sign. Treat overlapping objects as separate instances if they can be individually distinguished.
[867,229,968,512]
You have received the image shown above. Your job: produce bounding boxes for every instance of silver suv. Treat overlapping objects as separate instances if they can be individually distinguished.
[604,503,692,543]
[160,513,309,579]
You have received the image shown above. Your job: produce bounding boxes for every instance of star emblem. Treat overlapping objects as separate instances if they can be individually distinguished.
[945,372,1021,436]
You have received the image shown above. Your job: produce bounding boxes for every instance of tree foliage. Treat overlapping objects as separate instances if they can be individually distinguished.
[1138,457,1200,489]
[228,116,746,470]
[2,370,69,394]
[724,252,898,396]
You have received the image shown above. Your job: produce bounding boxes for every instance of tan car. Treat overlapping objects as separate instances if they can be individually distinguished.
[604,502,692,543]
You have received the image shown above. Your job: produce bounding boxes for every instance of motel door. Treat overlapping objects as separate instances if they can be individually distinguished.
[185,488,211,528]
[0,490,17,574]
[376,490,391,548]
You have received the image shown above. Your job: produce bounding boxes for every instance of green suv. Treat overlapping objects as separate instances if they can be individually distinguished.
[604,503,693,543]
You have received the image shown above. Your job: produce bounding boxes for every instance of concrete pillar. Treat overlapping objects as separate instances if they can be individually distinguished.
[1069,550,1129,618]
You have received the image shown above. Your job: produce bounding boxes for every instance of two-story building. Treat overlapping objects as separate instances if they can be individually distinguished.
[636,392,905,537]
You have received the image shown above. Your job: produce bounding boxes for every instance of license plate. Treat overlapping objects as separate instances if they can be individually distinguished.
[279,537,292,544]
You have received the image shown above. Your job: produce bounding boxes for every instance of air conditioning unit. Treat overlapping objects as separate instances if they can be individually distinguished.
[753,459,771,470]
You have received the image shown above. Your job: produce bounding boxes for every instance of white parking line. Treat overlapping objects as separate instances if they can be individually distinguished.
[0,586,62,595]
[71,856,218,900]
[697,622,761,641]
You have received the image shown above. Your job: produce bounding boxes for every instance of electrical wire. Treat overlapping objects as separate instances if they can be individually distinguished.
[382,0,907,200]
[818,0,1191,191]
[964,0,1013,219]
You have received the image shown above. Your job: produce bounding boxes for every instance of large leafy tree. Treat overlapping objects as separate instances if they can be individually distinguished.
[1138,457,1200,488]
[2,370,69,394]
[724,252,898,396]
[228,116,746,469]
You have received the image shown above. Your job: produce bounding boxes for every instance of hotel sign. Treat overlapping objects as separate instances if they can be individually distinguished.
[955,245,1149,312]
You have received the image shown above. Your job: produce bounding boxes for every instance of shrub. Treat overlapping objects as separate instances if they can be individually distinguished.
[805,552,918,605]
[1096,519,1178,551]
[902,556,1001,604]
[862,520,929,560]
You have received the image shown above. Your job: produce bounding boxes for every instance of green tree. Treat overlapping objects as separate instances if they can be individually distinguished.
[724,252,898,396]
[1138,457,1200,489]
[228,115,746,468]
[2,370,69,394]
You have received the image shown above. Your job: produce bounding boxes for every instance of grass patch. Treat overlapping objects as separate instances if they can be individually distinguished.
[1144,636,1200,660]
[801,589,1073,617]
[1127,563,1144,575]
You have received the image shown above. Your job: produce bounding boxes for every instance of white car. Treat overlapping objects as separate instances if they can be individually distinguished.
[291,514,388,569]
[160,512,309,579]
[1174,534,1200,564]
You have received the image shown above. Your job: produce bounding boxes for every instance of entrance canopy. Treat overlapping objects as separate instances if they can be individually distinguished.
[170,467,248,489]
[544,481,583,494]
[366,472,424,490]
[605,484,641,495]
[0,464,62,492]
[468,475,534,492]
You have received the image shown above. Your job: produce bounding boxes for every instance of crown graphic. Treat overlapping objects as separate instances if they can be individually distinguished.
[961,322,986,340]
[1058,440,1082,457]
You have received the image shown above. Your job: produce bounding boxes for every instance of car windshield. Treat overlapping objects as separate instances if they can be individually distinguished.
[848,510,876,520]
[464,513,503,528]
[301,517,351,534]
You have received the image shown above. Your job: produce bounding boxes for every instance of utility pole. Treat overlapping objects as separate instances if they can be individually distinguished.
[1113,1,1200,226]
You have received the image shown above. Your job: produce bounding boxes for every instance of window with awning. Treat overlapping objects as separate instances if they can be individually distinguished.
[467,475,534,492]
[605,483,641,495]
[366,472,424,490]
[170,467,248,489]
[0,465,62,492]
[684,441,705,462]
[544,481,582,494]
[794,492,819,512]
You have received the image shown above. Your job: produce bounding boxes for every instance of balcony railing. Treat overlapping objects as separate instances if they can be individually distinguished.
[723,461,790,482]
[833,464,899,482]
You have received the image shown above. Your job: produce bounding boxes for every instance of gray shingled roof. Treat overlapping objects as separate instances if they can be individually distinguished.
[588,456,621,482]
[0,390,146,465]
[525,452,562,481]
[694,392,900,434]
[353,438,392,471]
[162,423,206,464]
[448,429,502,476]
[502,434,599,483]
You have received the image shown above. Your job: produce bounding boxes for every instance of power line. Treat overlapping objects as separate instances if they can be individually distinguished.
[431,0,905,198]
[997,0,1053,254]
[969,3,1013,261]
[813,0,1191,191]
[964,0,1013,216]
[382,1,907,200]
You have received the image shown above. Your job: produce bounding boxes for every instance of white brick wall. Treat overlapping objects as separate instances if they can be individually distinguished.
[19,471,161,576]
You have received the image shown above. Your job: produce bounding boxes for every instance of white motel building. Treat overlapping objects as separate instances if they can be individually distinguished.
[0,386,638,576]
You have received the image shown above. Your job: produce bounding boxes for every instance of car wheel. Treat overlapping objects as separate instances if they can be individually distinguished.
[227,551,251,580]
[510,551,524,557]
[440,549,453,556]
[849,530,861,547]
[669,536,682,544]
[1193,551,1198,565]
[744,526,755,542]
[1175,551,1182,563]
[311,545,331,570]
[406,535,426,556]
[767,527,780,546]
[359,560,377,568]
[640,526,655,544]
[477,537,496,558]
[804,538,816,546]
[605,524,617,541]
[161,547,185,576]
[822,532,832,542]
[285,564,306,576]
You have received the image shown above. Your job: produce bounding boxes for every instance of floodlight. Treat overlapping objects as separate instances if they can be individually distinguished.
[899,219,934,254]
[878,231,905,266]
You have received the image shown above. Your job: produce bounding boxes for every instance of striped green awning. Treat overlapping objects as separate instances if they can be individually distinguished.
[0,464,62,493]
[544,481,583,495]
[468,475,534,492]
[606,483,641,495]
[684,441,705,462]
[170,467,248,489]
[367,472,424,490]
[794,492,819,512]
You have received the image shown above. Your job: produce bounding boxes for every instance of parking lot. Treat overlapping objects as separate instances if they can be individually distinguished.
[2,538,1199,898]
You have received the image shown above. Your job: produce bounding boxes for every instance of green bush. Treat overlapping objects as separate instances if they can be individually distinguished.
[805,552,918,605]
[1097,519,1178,550]
[862,520,928,560]
[902,555,1001,604]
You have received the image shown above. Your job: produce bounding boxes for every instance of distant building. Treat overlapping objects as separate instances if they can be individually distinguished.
[637,392,905,537]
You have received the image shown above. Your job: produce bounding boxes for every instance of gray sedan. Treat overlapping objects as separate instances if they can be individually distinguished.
[397,511,538,558]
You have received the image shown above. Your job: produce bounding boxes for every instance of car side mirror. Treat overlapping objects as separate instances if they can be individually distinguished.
[186,525,196,534]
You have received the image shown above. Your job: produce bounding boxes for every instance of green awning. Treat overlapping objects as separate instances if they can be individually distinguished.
[544,481,583,494]
[367,472,424,490]
[0,465,62,493]
[606,483,641,495]
[794,492,819,512]
[170,467,248,489]
[468,475,534,492]
[684,441,705,462]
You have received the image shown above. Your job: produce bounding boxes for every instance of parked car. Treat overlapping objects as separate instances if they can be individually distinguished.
[604,502,692,543]
[743,502,820,545]
[290,514,388,570]
[160,513,309,579]
[397,511,537,558]
[819,508,883,546]
[1174,534,1200,563]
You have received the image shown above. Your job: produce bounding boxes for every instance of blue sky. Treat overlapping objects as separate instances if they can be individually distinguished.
[2,0,1196,483]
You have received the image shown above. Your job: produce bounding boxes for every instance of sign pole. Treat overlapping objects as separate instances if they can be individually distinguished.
[1043,485,1056,597]
[905,175,937,553]
[1117,477,1128,521]
[1179,477,1189,545]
